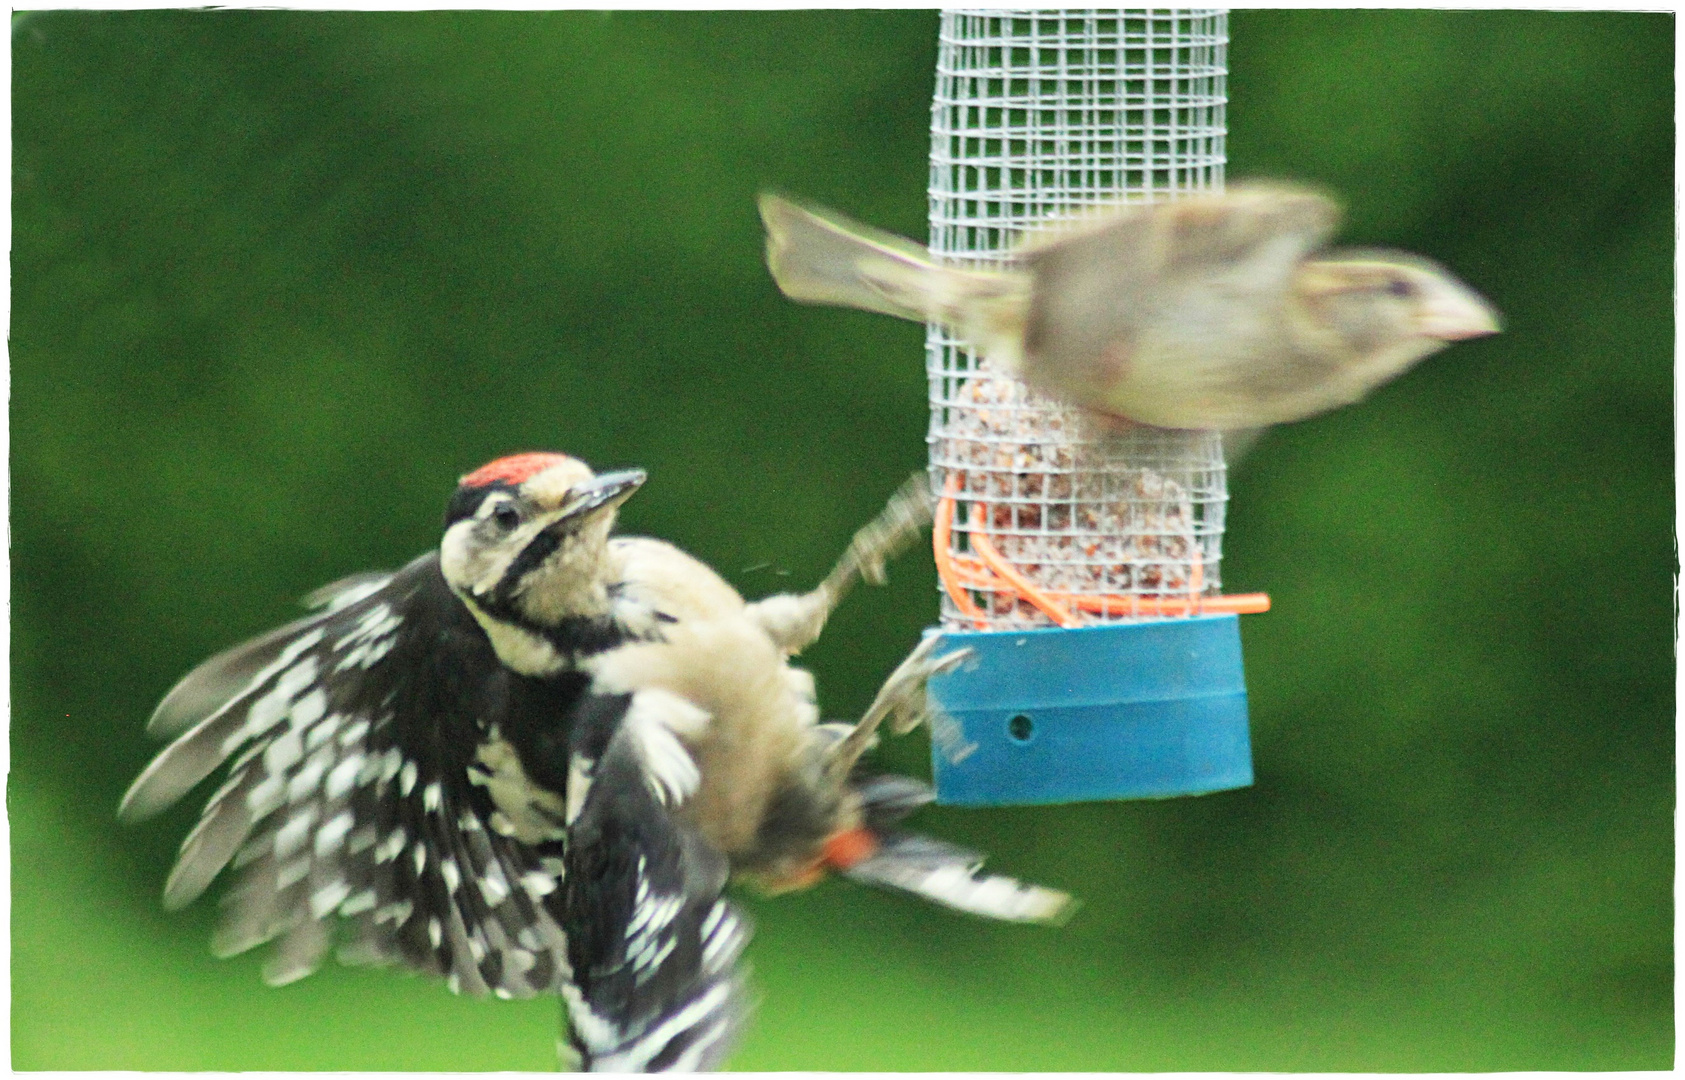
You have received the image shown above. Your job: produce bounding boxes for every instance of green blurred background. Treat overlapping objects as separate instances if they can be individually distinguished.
[11,9,1673,1070]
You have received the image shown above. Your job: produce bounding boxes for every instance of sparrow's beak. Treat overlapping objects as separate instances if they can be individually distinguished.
[557,469,646,523]
[1418,284,1502,341]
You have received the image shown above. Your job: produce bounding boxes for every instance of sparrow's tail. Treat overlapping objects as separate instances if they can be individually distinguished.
[758,193,1031,372]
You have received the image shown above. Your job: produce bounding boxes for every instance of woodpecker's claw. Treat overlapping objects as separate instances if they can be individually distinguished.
[748,472,934,655]
[827,636,972,781]
[901,642,969,727]
[826,472,933,592]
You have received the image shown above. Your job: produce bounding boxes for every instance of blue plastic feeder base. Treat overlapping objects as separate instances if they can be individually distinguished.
[923,614,1254,806]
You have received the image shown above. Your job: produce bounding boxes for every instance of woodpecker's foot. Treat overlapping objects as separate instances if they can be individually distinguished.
[828,472,933,591]
[878,635,971,737]
[827,636,971,780]
[748,473,933,657]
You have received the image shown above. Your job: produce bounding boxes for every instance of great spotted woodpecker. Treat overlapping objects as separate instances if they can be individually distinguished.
[120,452,1072,1071]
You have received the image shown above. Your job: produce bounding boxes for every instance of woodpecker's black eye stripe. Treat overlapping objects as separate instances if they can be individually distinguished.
[491,523,566,605]
[468,584,638,659]
[444,481,518,527]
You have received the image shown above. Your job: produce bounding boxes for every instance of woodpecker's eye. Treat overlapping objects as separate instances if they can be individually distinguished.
[1387,277,1417,299]
[491,503,522,532]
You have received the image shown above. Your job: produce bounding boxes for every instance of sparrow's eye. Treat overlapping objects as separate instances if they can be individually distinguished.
[491,503,522,531]
[1387,277,1417,299]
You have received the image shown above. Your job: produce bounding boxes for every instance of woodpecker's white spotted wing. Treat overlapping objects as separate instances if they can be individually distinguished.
[125,551,757,1071]
[122,553,573,997]
[558,688,751,1071]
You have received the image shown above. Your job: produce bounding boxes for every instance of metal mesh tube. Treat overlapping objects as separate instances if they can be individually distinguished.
[926,9,1230,630]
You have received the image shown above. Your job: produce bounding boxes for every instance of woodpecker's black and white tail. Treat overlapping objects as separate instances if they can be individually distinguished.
[840,775,1075,926]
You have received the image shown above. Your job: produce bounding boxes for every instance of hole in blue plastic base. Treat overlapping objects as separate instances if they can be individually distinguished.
[925,614,1255,806]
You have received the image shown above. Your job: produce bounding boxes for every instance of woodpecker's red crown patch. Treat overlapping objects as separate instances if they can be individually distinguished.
[460,452,575,490]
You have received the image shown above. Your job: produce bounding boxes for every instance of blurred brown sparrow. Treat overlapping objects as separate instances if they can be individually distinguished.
[760,183,1500,430]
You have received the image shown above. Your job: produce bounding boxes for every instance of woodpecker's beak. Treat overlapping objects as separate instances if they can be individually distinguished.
[556,469,646,524]
[1418,284,1502,341]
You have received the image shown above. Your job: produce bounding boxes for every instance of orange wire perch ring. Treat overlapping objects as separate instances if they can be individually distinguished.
[933,477,1270,631]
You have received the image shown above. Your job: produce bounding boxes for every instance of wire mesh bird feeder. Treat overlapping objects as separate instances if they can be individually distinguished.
[923,9,1267,805]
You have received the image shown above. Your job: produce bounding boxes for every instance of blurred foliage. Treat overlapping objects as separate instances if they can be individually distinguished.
[10,9,1672,1070]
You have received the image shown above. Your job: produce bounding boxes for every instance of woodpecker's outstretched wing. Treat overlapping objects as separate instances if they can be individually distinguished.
[120,553,573,997]
[559,688,750,1072]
